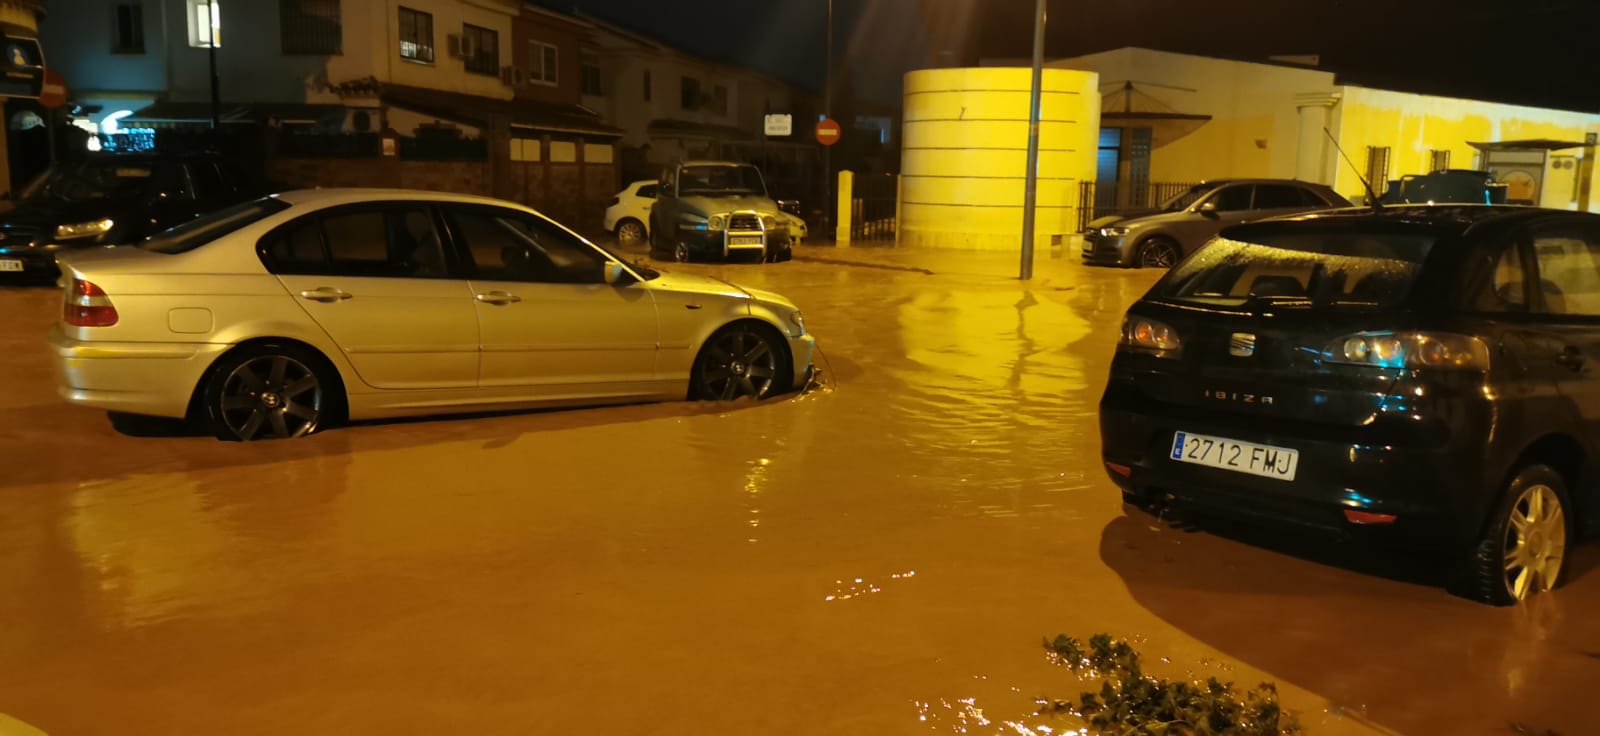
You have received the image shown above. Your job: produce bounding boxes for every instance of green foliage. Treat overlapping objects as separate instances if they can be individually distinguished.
[1041,634,1302,736]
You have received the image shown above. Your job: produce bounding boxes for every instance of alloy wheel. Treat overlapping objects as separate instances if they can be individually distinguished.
[218,355,323,440]
[1502,484,1567,600]
[674,242,690,262]
[698,327,780,400]
[1139,240,1180,269]
[618,221,646,244]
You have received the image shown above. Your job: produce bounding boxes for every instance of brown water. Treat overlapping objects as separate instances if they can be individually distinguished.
[0,247,1595,735]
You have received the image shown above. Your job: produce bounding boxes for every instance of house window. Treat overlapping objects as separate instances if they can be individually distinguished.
[681,77,702,110]
[642,70,651,101]
[581,53,602,96]
[281,0,341,55]
[398,7,433,63]
[113,3,145,54]
[709,84,728,115]
[1429,149,1451,173]
[462,24,498,76]
[1364,146,1391,197]
[187,0,220,48]
[528,41,557,85]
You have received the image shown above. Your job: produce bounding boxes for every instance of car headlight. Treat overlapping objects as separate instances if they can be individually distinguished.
[1099,226,1129,237]
[762,215,777,230]
[56,219,115,241]
[787,309,806,337]
[707,214,728,231]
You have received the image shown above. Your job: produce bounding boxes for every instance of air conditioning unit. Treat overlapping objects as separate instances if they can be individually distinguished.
[446,33,464,58]
[500,65,523,87]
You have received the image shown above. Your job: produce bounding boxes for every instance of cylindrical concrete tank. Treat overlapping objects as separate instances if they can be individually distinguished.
[899,67,1100,250]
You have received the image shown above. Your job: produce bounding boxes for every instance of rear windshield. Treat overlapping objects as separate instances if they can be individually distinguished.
[1151,228,1436,310]
[140,198,290,254]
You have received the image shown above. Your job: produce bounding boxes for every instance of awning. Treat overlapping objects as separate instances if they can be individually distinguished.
[125,101,346,126]
[1098,81,1211,149]
[377,83,622,139]
[1469,139,1590,152]
[647,118,753,142]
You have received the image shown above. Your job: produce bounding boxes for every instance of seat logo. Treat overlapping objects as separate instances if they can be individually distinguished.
[1229,332,1256,357]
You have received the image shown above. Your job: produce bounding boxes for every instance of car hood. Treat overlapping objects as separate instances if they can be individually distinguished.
[675,194,782,217]
[648,270,797,309]
[0,198,129,229]
[1089,209,1187,229]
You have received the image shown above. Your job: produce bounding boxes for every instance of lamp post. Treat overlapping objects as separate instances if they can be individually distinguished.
[823,0,833,231]
[1019,0,1046,280]
[208,0,221,129]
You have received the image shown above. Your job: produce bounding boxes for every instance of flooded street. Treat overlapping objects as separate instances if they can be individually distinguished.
[1,245,1597,735]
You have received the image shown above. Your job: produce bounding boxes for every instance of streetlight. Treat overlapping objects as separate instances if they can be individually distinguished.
[1019,0,1046,280]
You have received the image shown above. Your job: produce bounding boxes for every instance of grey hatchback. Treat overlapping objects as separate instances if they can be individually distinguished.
[1082,179,1350,268]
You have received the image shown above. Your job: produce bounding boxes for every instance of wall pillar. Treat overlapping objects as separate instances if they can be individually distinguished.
[1294,93,1340,185]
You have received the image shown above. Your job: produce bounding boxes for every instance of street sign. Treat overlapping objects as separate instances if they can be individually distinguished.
[764,113,792,137]
[38,69,66,110]
[0,34,44,100]
[814,117,841,147]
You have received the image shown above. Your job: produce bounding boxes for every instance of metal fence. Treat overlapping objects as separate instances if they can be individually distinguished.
[850,173,897,243]
[1076,181,1199,232]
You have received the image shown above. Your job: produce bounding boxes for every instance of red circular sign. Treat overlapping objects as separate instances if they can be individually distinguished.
[814,118,841,147]
[38,69,67,110]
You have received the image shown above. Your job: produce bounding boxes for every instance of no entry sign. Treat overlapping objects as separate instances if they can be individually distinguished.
[38,69,67,110]
[814,118,841,146]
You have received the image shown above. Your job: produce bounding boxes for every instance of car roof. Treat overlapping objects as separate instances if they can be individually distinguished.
[269,188,531,209]
[678,160,754,167]
[1197,178,1336,188]
[1229,204,1592,236]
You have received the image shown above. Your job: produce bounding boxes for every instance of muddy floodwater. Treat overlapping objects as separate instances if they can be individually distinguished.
[1,246,1597,735]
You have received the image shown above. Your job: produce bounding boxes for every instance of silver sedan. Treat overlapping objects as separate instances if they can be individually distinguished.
[49,189,815,440]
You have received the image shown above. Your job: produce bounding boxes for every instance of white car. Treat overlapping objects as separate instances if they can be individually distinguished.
[50,189,815,441]
[604,180,657,245]
[606,178,809,247]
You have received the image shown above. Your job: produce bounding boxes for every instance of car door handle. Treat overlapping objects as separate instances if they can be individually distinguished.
[475,291,523,305]
[1558,346,1586,372]
[298,287,352,303]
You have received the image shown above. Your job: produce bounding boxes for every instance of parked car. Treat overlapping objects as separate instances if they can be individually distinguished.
[50,189,815,441]
[1082,179,1350,268]
[649,160,793,263]
[604,179,657,246]
[1378,169,1510,206]
[0,154,259,279]
[1099,204,1600,605]
[610,179,807,248]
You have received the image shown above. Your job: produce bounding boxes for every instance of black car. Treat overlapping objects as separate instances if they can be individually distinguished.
[0,155,258,279]
[1100,205,1600,605]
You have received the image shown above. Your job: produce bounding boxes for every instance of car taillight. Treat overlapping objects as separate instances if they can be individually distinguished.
[64,278,118,327]
[1118,315,1182,356]
[1322,331,1489,371]
[607,197,620,207]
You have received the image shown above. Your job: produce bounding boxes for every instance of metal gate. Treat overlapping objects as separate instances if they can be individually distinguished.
[851,173,897,243]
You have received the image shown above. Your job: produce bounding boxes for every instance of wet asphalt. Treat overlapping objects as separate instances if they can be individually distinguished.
[0,244,1596,735]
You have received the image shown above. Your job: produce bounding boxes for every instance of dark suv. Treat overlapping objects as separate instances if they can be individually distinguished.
[0,155,258,279]
[1100,205,1600,605]
[1082,179,1349,268]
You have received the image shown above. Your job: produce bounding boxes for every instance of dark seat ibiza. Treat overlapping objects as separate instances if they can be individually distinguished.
[1100,205,1600,605]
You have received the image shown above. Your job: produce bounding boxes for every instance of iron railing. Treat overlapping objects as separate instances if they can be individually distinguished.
[1077,180,1199,232]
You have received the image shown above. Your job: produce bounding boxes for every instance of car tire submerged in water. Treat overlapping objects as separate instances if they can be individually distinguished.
[1464,464,1573,605]
[201,343,335,441]
[691,323,789,401]
[1136,236,1181,269]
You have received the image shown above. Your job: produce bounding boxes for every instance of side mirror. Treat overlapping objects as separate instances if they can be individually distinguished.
[1197,200,1221,218]
[604,261,634,285]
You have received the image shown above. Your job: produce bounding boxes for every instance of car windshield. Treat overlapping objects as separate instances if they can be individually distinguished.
[1161,184,1211,212]
[678,165,767,196]
[21,161,169,203]
[1151,226,1436,310]
[140,198,290,254]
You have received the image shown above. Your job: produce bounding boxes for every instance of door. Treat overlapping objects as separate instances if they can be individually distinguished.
[1175,183,1254,253]
[261,203,479,390]
[441,204,660,392]
[632,183,658,233]
[1523,217,1600,449]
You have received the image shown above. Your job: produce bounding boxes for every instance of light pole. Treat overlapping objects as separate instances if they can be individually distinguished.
[823,0,833,231]
[208,0,221,129]
[1019,0,1046,280]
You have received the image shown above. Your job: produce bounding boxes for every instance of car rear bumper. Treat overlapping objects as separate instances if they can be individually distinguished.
[1098,388,1490,546]
[49,325,226,419]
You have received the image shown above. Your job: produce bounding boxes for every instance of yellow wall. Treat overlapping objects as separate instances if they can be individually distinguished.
[899,67,1099,250]
[1333,86,1600,209]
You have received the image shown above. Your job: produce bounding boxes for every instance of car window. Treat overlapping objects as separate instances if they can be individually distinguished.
[637,184,657,199]
[1474,242,1531,313]
[1253,185,1306,210]
[1207,185,1254,212]
[259,205,448,278]
[448,207,608,284]
[140,198,290,254]
[1531,225,1600,316]
[1299,187,1334,207]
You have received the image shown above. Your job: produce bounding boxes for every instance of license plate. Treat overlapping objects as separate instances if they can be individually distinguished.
[729,236,763,245]
[1170,431,1299,481]
[0,259,21,272]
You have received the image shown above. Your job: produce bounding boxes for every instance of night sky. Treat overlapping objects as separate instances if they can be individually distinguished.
[558,0,1600,112]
